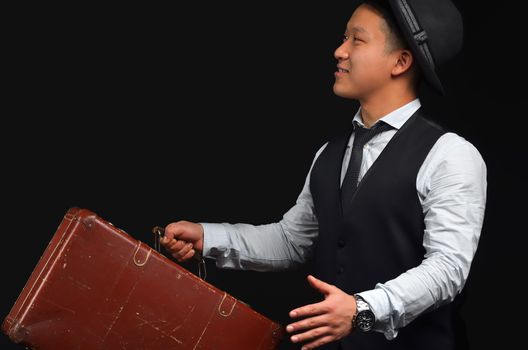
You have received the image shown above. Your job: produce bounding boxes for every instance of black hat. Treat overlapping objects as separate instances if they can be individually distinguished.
[387,0,463,95]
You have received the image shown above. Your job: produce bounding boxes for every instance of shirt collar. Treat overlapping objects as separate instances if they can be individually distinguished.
[352,98,421,130]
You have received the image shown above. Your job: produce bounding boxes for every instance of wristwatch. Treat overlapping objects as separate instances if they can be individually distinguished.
[353,295,376,332]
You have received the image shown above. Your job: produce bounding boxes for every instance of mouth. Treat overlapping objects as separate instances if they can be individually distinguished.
[337,67,349,73]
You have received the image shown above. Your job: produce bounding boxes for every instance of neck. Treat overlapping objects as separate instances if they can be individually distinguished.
[358,87,417,128]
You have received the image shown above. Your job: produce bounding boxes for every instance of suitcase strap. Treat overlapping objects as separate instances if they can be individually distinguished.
[152,226,207,280]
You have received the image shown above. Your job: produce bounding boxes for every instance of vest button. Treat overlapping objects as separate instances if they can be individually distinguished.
[338,239,345,248]
[337,266,345,274]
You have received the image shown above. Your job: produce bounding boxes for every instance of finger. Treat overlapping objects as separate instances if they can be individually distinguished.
[289,301,327,319]
[299,334,335,350]
[286,314,327,333]
[179,249,196,262]
[160,234,170,245]
[307,275,334,295]
[173,243,194,261]
[161,224,176,243]
[167,239,186,252]
[290,326,331,344]
[160,237,175,248]
[161,233,175,245]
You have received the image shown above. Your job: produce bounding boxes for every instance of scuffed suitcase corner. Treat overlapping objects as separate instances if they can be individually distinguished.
[80,213,96,230]
[3,314,77,349]
[75,208,97,228]
[1,318,30,344]
[10,322,29,344]
[1,316,15,341]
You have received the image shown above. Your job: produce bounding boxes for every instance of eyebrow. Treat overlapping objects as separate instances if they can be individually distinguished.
[345,26,370,38]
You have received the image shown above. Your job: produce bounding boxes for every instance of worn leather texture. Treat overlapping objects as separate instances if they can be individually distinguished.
[2,207,284,349]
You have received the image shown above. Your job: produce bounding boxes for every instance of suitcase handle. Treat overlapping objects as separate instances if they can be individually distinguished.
[152,226,207,280]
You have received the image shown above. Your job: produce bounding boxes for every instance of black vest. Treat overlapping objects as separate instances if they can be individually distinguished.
[309,110,465,350]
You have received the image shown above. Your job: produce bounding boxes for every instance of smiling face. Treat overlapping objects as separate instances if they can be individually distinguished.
[333,3,408,100]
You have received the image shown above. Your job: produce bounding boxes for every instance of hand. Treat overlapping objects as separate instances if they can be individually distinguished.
[160,221,204,262]
[286,275,357,350]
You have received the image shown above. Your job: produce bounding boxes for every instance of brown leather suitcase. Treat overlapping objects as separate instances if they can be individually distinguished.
[2,207,284,349]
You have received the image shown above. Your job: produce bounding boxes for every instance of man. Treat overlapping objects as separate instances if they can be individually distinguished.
[160,0,487,349]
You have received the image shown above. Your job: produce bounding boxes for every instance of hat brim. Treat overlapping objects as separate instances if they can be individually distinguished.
[388,0,445,95]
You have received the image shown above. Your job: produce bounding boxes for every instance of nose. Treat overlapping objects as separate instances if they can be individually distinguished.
[334,41,349,61]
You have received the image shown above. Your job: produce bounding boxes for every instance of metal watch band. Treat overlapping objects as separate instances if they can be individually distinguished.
[353,294,375,332]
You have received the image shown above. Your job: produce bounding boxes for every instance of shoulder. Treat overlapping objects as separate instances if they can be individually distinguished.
[424,132,487,180]
[434,132,484,161]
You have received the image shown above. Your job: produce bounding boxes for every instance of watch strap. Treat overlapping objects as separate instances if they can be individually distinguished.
[353,294,375,332]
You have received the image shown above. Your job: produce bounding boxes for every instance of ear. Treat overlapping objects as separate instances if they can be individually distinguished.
[391,49,414,77]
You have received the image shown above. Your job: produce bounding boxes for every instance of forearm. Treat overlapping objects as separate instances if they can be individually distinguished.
[359,249,472,340]
[202,221,314,271]
[200,146,324,272]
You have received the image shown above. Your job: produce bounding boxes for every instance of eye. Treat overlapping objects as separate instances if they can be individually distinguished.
[343,35,363,43]
[353,36,365,44]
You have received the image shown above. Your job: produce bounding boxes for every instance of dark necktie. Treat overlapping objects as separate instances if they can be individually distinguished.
[341,121,392,209]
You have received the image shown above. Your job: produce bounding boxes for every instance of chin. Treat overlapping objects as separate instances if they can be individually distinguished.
[333,83,358,100]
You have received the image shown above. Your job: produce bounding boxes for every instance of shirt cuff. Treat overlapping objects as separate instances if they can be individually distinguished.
[200,223,229,258]
[356,287,398,340]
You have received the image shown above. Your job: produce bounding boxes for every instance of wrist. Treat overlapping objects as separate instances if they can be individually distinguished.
[352,294,376,332]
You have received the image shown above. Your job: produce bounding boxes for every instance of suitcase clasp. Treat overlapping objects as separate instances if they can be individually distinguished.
[218,293,236,317]
[133,241,152,267]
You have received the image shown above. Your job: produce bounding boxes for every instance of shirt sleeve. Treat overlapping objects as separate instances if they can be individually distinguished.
[358,133,487,340]
[200,143,328,271]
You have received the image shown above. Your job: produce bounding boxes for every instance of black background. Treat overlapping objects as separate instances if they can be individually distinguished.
[2,1,524,349]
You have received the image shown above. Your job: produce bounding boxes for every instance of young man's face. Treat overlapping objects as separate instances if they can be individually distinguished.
[333,4,398,100]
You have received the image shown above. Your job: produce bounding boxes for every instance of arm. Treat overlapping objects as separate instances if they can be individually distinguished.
[201,179,318,271]
[161,144,328,271]
[358,133,487,339]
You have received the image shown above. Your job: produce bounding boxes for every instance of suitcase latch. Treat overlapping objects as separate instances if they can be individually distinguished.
[218,293,236,317]
[133,241,152,267]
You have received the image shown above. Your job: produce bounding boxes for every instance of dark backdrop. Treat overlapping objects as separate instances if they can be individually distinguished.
[2,1,524,349]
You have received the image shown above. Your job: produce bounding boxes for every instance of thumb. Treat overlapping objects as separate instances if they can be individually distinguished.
[307,275,334,295]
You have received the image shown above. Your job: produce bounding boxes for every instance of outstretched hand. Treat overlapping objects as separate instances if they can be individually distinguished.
[287,275,357,350]
[160,221,204,262]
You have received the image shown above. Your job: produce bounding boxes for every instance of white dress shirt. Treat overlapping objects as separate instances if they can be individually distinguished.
[201,99,487,340]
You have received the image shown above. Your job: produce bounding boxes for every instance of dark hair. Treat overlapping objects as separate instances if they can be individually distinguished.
[363,0,407,52]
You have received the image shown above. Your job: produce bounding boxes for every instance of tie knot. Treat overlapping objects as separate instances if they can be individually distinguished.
[352,121,391,148]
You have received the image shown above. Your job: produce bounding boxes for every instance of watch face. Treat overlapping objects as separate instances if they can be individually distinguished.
[356,310,375,331]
